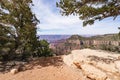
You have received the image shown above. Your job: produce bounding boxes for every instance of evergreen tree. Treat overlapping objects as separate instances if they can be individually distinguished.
[57,0,120,26]
[0,0,40,60]
[118,27,120,39]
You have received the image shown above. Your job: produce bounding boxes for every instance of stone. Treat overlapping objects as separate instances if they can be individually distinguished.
[10,68,18,74]
[73,62,82,69]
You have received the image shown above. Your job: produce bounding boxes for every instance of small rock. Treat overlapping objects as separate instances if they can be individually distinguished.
[118,56,120,60]
[73,61,83,69]
[0,61,2,64]
[10,68,18,74]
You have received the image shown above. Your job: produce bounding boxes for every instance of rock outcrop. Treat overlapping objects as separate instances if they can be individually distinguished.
[63,49,120,80]
[81,64,107,80]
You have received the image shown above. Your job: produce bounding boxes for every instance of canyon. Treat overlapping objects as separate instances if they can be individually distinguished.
[49,34,120,55]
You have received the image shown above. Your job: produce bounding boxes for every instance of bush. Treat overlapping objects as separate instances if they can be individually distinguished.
[99,44,119,53]
[32,40,54,57]
[0,55,3,61]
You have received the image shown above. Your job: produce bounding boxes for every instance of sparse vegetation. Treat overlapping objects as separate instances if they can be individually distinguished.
[99,44,120,53]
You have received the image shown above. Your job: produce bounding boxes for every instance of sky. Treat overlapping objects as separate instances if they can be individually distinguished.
[32,0,120,35]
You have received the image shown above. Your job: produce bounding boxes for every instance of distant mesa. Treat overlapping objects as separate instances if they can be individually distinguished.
[38,35,71,43]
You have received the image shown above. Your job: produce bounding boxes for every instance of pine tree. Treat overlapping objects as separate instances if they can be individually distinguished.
[0,0,40,60]
[57,0,120,26]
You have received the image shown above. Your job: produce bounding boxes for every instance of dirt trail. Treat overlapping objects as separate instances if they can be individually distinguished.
[0,56,85,80]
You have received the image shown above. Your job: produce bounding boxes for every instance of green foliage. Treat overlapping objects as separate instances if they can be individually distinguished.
[99,44,120,53]
[0,0,39,60]
[39,40,53,57]
[57,0,120,26]
[0,0,53,60]
[32,40,53,57]
[119,27,120,39]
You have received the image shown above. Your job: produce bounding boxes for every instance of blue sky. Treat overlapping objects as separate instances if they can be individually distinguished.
[32,0,120,35]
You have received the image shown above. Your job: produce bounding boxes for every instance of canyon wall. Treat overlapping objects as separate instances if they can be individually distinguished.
[50,39,120,55]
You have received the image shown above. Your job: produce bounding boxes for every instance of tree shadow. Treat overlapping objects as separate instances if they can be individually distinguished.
[0,60,28,73]
[0,56,63,73]
[25,56,63,70]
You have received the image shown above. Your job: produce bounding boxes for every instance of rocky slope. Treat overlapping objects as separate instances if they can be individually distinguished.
[63,49,120,80]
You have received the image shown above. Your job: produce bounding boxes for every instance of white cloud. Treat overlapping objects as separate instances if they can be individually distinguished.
[32,0,120,35]
[32,0,81,29]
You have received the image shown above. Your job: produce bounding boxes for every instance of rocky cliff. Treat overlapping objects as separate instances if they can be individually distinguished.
[50,34,120,55]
